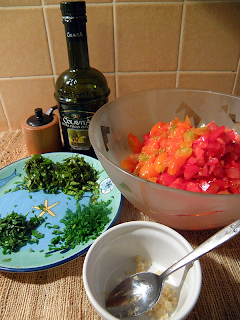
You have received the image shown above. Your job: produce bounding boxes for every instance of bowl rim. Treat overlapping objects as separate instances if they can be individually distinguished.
[89,87,240,199]
[82,221,202,320]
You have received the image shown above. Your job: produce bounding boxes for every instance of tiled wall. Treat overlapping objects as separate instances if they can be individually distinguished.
[1,0,240,131]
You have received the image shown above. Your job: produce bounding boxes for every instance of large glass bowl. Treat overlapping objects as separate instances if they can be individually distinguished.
[89,89,240,230]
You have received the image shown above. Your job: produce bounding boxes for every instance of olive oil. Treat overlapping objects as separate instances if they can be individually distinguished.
[55,1,110,157]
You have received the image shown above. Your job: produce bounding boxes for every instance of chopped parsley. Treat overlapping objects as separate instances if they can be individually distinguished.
[0,211,45,254]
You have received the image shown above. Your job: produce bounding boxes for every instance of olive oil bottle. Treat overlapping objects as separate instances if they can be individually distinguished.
[55,1,110,157]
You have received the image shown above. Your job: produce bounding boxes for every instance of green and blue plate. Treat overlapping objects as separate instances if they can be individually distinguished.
[0,152,123,272]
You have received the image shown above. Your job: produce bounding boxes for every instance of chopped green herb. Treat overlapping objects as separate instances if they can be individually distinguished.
[32,230,45,239]
[28,238,39,245]
[4,189,11,194]
[48,200,112,252]
[12,186,20,192]
[29,248,35,252]
[52,229,64,235]
[2,258,11,262]
[29,195,32,199]
[19,154,100,201]
[44,222,51,228]
[0,211,45,254]
[45,253,52,258]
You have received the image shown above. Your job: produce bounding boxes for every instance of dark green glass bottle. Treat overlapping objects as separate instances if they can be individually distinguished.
[55,1,110,157]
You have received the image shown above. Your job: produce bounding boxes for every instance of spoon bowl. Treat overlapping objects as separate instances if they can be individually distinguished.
[106,272,161,318]
[106,219,240,318]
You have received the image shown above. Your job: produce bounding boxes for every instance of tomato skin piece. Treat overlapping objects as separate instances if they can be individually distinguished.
[175,121,192,130]
[133,162,144,175]
[139,163,159,180]
[186,182,202,193]
[120,158,135,173]
[184,130,197,143]
[149,122,166,137]
[175,147,192,158]
[191,127,210,136]
[167,157,187,176]
[142,140,160,156]
[154,152,168,173]
[184,163,200,180]
[128,133,142,154]
[184,115,191,125]
[120,154,139,173]
[225,167,240,179]
[209,126,225,142]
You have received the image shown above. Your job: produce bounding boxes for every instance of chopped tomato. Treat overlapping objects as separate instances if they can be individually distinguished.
[128,132,142,154]
[154,152,168,173]
[121,116,240,194]
[139,163,159,180]
[142,139,160,156]
[120,154,139,173]
[167,157,187,176]
[149,122,166,137]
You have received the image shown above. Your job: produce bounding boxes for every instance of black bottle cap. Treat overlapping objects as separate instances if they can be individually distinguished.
[60,1,87,23]
[27,108,53,127]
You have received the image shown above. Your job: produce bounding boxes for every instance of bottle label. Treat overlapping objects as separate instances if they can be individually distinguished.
[64,23,87,43]
[58,101,107,154]
[60,108,92,151]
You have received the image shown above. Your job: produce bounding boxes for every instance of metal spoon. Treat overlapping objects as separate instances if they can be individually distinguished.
[106,219,240,318]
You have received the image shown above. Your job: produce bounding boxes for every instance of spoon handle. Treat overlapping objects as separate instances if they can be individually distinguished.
[161,219,240,279]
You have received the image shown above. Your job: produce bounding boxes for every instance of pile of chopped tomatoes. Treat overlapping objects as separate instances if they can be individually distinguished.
[120,116,240,194]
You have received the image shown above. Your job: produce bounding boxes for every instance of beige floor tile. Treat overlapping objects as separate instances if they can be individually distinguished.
[115,3,183,72]
[0,7,52,78]
[179,2,240,71]
[177,72,236,95]
[117,72,176,97]
[0,100,9,131]
[45,4,114,75]
[0,77,56,130]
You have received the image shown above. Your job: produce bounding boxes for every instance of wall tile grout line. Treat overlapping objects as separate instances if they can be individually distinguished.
[176,0,185,88]
[233,56,240,96]
[41,0,55,78]
[0,70,236,82]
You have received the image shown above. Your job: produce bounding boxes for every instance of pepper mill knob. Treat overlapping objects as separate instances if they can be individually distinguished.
[35,108,43,120]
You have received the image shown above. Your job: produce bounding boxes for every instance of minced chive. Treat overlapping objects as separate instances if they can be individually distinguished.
[48,200,112,252]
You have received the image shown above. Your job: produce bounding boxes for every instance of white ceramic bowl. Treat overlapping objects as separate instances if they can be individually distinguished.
[83,221,202,320]
[89,88,240,230]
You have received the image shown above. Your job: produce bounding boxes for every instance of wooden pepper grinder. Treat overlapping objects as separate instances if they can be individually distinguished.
[21,106,62,155]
